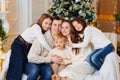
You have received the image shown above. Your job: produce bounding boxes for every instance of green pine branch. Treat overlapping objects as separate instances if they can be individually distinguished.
[48,0,96,23]
[0,19,8,42]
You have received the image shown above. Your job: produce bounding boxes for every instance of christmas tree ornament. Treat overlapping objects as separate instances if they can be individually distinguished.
[48,0,96,23]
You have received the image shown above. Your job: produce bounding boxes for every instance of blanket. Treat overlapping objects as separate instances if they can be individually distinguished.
[0,51,120,80]
[85,52,120,80]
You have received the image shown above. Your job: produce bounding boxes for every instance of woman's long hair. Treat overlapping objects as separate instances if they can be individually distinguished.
[62,20,75,42]
[37,13,53,33]
[61,20,80,55]
[36,13,53,34]
[71,17,87,55]
[71,16,87,34]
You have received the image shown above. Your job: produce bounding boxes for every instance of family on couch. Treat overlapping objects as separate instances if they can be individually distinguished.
[5,13,119,80]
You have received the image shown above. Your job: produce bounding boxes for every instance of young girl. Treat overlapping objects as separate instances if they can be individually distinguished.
[69,16,114,70]
[49,33,71,80]
[6,13,53,80]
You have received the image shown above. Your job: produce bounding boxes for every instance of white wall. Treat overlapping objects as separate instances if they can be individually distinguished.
[5,0,50,51]
[32,0,50,22]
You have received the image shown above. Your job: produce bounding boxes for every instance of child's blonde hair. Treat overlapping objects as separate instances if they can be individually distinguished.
[54,33,67,44]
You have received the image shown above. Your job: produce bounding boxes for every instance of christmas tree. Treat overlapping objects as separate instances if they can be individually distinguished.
[48,0,96,23]
[0,19,8,41]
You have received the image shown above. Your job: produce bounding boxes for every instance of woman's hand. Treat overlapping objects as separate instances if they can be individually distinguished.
[51,55,63,64]
[68,41,73,47]
[60,61,65,65]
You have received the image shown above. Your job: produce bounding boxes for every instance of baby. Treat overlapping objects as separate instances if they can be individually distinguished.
[49,33,71,80]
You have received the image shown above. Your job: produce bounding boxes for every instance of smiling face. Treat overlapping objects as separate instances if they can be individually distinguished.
[42,18,52,31]
[51,19,62,35]
[54,33,67,49]
[61,21,71,37]
[72,21,83,31]
[54,38,66,49]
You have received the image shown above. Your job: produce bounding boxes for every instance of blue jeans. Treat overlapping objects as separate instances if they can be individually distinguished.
[86,43,114,70]
[24,62,53,80]
[6,36,31,80]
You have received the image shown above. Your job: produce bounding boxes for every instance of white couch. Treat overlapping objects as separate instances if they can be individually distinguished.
[22,32,118,80]
[0,33,118,80]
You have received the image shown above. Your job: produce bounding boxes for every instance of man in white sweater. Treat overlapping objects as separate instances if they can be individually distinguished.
[24,16,63,80]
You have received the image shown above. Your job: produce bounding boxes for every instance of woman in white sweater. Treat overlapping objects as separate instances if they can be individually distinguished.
[59,20,94,80]
[6,13,53,80]
[69,17,114,70]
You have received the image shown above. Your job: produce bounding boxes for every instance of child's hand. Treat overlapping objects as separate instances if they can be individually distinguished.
[68,41,73,47]
[66,62,72,65]
[60,61,65,65]
[51,55,63,64]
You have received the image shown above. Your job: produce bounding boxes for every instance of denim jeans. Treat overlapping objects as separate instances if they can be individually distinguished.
[86,43,114,70]
[6,37,31,80]
[24,62,53,80]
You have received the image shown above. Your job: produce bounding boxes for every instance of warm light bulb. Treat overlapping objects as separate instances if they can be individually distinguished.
[6,5,8,11]
[6,0,10,3]
[0,0,10,12]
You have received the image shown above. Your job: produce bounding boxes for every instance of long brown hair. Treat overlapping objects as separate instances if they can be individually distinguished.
[62,20,80,55]
[71,16,87,34]
[62,20,75,41]
[71,17,87,55]
[37,13,53,33]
